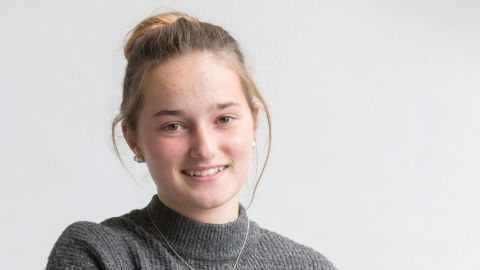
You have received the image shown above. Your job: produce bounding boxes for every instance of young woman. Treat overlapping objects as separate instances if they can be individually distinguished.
[47,12,336,270]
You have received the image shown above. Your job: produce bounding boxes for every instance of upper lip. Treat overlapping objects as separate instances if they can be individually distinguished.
[181,164,228,171]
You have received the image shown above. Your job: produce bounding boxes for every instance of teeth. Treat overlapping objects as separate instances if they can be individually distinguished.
[185,166,225,177]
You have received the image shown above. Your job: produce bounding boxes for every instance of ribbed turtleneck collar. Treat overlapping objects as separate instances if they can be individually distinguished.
[143,195,250,261]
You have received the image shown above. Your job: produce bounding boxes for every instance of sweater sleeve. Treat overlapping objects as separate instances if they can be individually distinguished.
[46,221,130,270]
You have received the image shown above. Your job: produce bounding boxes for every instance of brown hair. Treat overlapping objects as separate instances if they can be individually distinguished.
[112,11,271,205]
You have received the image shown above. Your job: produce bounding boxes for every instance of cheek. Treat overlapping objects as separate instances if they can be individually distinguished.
[224,130,254,162]
[144,138,189,169]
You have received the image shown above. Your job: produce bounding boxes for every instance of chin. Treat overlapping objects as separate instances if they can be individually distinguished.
[189,190,238,210]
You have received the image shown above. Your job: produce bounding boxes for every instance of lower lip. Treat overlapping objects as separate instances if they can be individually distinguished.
[182,168,227,183]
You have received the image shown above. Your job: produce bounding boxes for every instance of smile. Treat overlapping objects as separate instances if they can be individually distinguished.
[181,165,228,177]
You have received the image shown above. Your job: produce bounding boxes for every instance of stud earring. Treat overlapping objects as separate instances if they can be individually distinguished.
[133,154,145,163]
[252,141,257,147]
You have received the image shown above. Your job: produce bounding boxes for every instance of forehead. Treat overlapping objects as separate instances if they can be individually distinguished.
[142,52,246,110]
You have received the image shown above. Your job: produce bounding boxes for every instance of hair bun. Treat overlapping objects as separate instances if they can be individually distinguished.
[124,12,196,60]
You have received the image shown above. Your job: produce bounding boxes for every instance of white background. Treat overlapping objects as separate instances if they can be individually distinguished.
[1,0,479,269]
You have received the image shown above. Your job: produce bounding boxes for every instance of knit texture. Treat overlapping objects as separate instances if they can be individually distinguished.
[47,195,337,269]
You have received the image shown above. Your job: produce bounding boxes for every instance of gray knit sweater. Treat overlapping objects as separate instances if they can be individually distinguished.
[47,195,336,269]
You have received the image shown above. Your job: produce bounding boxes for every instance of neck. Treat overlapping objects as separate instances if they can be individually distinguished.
[155,193,240,224]
[145,195,251,261]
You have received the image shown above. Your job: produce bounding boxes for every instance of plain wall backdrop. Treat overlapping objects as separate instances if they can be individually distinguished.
[1,0,479,269]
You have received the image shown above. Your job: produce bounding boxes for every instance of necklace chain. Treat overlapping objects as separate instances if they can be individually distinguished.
[147,205,250,270]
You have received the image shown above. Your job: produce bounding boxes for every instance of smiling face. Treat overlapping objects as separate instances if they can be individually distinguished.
[124,52,257,223]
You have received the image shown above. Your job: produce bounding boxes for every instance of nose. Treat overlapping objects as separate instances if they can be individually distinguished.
[189,124,217,160]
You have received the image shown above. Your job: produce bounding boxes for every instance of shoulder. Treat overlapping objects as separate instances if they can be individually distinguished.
[252,225,337,270]
[46,217,140,269]
[51,209,147,248]
[53,220,128,243]
[47,222,108,269]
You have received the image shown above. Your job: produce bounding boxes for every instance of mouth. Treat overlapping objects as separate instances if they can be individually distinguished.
[181,165,229,177]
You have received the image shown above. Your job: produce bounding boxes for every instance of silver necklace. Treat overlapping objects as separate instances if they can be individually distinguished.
[147,206,250,270]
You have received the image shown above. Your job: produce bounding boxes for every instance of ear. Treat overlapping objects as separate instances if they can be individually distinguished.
[253,105,260,136]
[121,121,140,154]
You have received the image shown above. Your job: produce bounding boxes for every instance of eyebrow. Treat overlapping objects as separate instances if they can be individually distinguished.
[151,102,241,118]
[152,110,184,117]
[215,101,240,110]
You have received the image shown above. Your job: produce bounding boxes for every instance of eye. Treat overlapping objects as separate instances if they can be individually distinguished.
[162,123,183,132]
[217,115,234,125]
